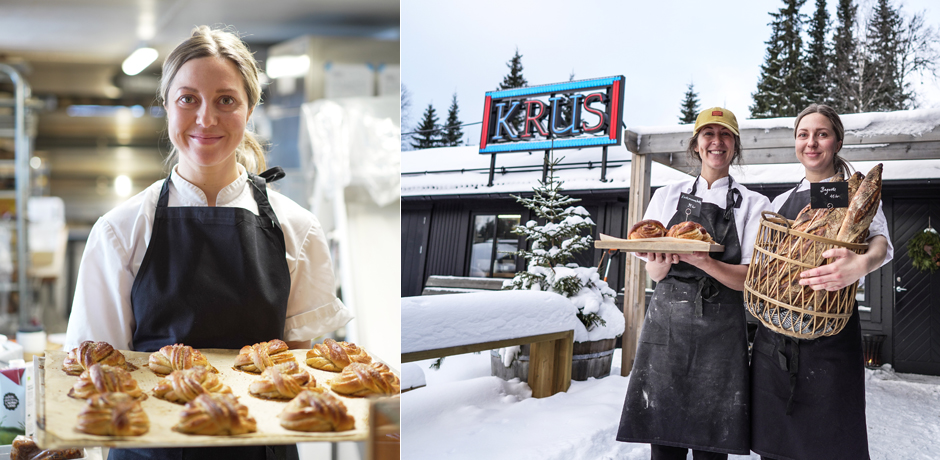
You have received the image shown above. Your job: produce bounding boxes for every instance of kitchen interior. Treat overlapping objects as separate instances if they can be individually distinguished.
[0,1,400,458]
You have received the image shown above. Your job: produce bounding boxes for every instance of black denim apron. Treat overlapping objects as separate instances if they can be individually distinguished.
[110,169,296,460]
[749,184,870,460]
[617,177,750,455]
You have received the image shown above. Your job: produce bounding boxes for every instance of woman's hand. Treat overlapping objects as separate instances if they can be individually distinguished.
[677,251,711,269]
[638,252,678,282]
[799,235,889,291]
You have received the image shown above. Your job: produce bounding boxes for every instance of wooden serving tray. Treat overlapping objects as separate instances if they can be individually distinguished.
[36,348,398,450]
[594,233,724,254]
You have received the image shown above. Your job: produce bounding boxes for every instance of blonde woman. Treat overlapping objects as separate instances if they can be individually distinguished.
[65,26,352,459]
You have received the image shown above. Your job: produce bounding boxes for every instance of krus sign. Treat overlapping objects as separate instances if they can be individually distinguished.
[479,75,625,154]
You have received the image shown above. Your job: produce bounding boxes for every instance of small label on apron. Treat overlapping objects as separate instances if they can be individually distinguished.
[678,193,703,218]
[810,182,848,209]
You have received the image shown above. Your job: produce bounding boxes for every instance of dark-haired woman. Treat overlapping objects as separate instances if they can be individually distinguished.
[750,104,893,460]
[616,107,771,460]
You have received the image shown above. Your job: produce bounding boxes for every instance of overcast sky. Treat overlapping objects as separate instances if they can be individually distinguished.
[401,0,940,145]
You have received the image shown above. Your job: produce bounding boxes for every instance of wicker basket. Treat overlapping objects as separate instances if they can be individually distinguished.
[744,211,868,339]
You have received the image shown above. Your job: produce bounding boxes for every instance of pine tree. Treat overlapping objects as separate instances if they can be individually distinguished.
[441,93,464,147]
[410,103,442,149]
[498,48,528,135]
[751,0,808,118]
[829,0,860,112]
[803,0,831,105]
[860,0,906,111]
[503,156,614,330]
[678,81,700,124]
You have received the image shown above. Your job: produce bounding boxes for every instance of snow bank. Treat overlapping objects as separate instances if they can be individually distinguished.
[402,363,426,391]
[401,291,583,354]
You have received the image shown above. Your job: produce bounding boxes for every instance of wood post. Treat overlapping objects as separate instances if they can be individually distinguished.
[623,131,651,376]
[529,330,573,397]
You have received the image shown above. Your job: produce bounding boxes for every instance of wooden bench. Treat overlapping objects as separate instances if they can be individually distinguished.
[401,291,578,398]
[421,275,506,295]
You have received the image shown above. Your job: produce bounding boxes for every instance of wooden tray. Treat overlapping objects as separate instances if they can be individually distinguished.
[36,349,399,449]
[594,233,724,254]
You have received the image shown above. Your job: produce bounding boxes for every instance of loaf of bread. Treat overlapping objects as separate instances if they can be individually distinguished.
[837,163,883,243]
[666,221,715,243]
[627,219,666,239]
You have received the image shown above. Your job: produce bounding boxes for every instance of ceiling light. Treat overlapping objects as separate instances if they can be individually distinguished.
[266,55,310,79]
[122,47,158,76]
[115,175,133,197]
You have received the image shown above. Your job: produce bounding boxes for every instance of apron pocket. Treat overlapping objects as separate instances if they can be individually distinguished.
[639,320,668,345]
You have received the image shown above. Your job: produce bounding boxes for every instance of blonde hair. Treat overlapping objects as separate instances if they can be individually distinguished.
[158,25,266,174]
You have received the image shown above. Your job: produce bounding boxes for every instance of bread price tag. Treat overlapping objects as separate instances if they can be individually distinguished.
[678,193,702,218]
[810,182,849,209]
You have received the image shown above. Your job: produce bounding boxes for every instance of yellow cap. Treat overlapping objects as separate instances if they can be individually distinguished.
[693,107,739,136]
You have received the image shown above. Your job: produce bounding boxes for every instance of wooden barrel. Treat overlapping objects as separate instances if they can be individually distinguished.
[490,338,616,382]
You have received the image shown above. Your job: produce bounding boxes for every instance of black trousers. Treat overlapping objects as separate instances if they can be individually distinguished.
[651,444,728,460]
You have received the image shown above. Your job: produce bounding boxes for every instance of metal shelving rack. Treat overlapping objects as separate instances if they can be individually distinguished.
[0,63,34,331]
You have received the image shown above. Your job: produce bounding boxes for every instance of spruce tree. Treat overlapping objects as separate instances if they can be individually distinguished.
[830,0,860,112]
[498,48,528,135]
[678,81,700,124]
[410,103,442,149]
[751,0,808,118]
[803,0,831,105]
[441,93,464,147]
[861,0,906,111]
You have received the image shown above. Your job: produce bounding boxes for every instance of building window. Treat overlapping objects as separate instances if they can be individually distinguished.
[469,214,521,278]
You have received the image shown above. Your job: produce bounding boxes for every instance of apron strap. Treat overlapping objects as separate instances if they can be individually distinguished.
[248,174,283,230]
[156,175,172,209]
[259,166,286,183]
[723,176,743,220]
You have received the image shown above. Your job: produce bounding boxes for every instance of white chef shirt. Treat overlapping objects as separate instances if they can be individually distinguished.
[771,177,894,269]
[642,176,773,265]
[64,164,353,350]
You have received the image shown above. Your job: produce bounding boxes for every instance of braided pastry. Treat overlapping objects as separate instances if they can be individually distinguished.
[76,392,149,436]
[173,393,257,436]
[152,366,232,404]
[627,219,666,239]
[67,364,146,401]
[149,343,215,375]
[249,361,320,400]
[62,341,136,376]
[328,362,400,397]
[305,339,371,372]
[279,390,355,432]
[233,339,295,374]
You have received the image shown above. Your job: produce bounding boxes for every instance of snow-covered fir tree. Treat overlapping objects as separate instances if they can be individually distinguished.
[751,0,808,118]
[678,81,700,124]
[861,0,906,111]
[411,103,442,149]
[503,157,614,330]
[803,0,831,105]
[441,93,464,147]
[830,0,860,112]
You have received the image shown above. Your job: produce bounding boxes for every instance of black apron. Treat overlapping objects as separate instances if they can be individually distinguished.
[749,185,870,460]
[617,176,750,455]
[110,169,296,460]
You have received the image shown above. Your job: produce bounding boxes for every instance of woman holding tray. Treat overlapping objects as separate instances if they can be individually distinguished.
[616,107,771,460]
[65,26,352,460]
[749,104,893,460]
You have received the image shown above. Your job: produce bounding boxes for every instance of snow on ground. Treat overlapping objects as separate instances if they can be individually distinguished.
[402,349,940,460]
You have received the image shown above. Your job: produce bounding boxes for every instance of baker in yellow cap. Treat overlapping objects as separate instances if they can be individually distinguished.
[616,105,771,460]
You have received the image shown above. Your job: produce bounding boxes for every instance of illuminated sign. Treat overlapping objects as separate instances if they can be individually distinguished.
[479,75,625,154]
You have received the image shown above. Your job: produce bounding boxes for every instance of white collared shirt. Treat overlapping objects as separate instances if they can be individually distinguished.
[64,165,353,350]
[771,176,894,268]
[642,176,773,265]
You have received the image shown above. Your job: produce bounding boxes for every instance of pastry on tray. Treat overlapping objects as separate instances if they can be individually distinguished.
[305,338,371,372]
[279,390,355,432]
[76,392,150,437]
[627,219,667,239]
[152,365,232,404]
[67,363,147,401]
[328,362,400,397]
[249,361,320,400]
[666,221,716,243]
[173,393,257,436]
[10,437,83,460]
[63,341,137,376]
[149,343,216,375]
[233,339,295,374]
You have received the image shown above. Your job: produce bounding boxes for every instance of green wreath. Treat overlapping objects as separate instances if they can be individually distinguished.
[907,228,940,273]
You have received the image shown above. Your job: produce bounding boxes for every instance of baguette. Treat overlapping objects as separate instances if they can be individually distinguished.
[836,164,882,243]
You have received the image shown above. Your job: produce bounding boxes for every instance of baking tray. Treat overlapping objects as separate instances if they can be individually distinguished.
[594,233,724,254]
[36,348,398,449]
